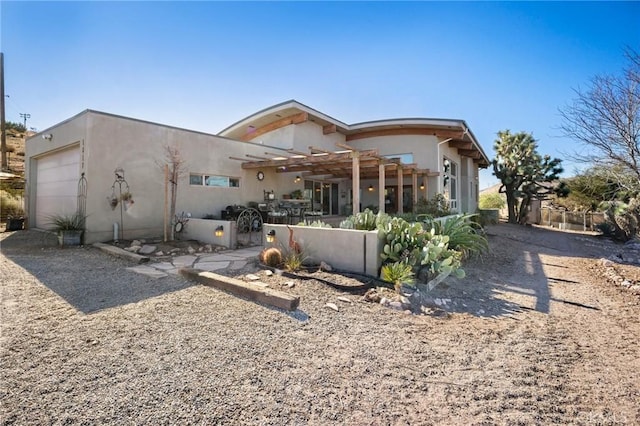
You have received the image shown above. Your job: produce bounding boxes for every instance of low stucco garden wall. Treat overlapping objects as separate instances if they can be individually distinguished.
[183,219,236,249]
[263,224,383,276]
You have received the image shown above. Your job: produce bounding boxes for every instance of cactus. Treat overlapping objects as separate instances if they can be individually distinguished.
[259,247,283,267]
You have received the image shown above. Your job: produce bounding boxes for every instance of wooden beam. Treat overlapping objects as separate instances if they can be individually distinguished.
[245,154,269,160]
[308,146,334,154]
[449,140,473,149]
[352,152,360,215]
[241,149,379,169]
[379,163,385,214]
[240,112,308,142]
[346,128,464,142]
[458,149,482,158]
[323,124,337,135]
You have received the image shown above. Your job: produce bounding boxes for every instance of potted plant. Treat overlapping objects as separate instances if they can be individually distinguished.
[120,191,134,211]
[290,189,303,200]
[48,212,85,247]
[107,194,119,210]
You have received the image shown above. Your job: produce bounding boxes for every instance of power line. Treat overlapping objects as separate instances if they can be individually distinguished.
[20,112,30,129]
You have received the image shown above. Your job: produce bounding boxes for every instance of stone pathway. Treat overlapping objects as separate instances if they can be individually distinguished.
[126,246,262,279]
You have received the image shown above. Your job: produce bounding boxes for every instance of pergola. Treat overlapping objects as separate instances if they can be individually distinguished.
[230,143,438,215]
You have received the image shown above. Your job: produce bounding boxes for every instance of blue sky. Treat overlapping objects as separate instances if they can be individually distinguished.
[1,1,638,188]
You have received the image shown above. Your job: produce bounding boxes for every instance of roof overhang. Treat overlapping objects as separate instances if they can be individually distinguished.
[219,100,491,168]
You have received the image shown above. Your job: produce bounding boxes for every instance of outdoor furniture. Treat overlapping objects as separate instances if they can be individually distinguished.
[304,211,323,221]
[267,210,288,224]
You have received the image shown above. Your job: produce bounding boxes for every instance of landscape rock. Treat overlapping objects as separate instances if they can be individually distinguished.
[131,240,142,247]
[600,258,614,267]
[337,296,351,303]
[285,281,295,288]
[125,245,141,253]
[325,303,339,312]
[388,301,404,311]
[155,251,164,256]
[138,245,157,255]
[320,261,333,272]
[264,270,274,276]
[362,288,381,303]
[187,246,196,254]
[246,274,260,281]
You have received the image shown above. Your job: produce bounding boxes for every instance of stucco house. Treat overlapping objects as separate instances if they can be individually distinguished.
[25,100,490,244]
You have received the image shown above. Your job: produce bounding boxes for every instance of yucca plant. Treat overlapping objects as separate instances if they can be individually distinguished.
[48,212,85,231]
[380,261,415,293]
[282,248,307,272]
[424,214,488,259]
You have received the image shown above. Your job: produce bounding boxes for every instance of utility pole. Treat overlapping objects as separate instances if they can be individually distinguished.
[20,113,30,130]
[1,52,7,171]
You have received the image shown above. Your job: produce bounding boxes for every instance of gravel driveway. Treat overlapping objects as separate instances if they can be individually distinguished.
[1,226,639,425]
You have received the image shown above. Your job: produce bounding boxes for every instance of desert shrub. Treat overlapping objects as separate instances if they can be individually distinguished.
[281,247,307,272]
[479,193,506,209]
[414,194,451,217]
[1,191,24,218]
[423,214,488,259]
[380,261,415,293]
[599,199,640,241]
[47,212,85,231]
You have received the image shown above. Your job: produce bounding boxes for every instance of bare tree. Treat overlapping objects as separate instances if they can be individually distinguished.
[158,145,186,241]
[559,48,640,193]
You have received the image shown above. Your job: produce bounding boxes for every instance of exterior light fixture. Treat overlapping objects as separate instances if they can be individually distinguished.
[368,185,374,192]
[420,181,425,190]
[215,225,224,237]
[294,176,301,183]
[266,229,276,243]
[42,133,53,141]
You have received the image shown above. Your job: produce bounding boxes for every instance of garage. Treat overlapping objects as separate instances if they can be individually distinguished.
[34,146,80,229]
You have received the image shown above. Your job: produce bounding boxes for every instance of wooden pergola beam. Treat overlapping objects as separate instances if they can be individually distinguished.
[241,148,379,169]
[240,112,308,142]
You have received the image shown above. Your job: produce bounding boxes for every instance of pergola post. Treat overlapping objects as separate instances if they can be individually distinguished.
[397,165,404,214]
[378,162,385,213]
[352,151,360,214]
[412,171,418,212]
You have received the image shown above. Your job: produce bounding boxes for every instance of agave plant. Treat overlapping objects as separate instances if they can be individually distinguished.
[380,261,415,293]
[424,214,488,259]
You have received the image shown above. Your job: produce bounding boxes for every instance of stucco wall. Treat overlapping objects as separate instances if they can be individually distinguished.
[263,224,382,276]
[291,121,346,153]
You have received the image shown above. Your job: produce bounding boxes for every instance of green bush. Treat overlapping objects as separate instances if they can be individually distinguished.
[414,194,451,217]
[1,191,24,218]
[479,193,506,209]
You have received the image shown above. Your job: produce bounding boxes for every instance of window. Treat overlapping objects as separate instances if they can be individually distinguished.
[443,158,458,210]
[190,173,240,188]
[384,153,414,164]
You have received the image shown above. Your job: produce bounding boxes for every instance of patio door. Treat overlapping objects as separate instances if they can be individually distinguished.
[305,180,339,215]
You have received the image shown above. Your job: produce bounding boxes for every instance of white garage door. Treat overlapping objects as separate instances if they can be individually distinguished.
[35,146,81,229]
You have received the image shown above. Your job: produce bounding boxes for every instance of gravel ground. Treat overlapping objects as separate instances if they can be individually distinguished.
[1,225,639,425]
